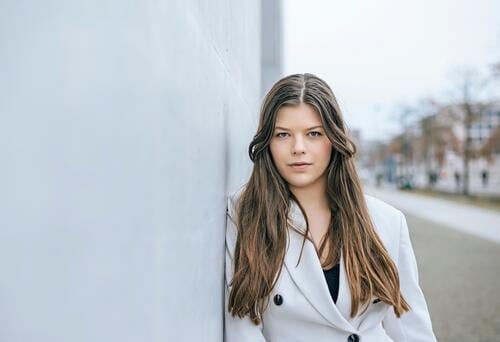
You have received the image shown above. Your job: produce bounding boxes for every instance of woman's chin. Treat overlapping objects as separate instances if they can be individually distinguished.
[285,177,317,189]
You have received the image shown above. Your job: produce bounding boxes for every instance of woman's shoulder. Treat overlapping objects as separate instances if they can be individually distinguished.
[225,185,248,254]
[226,184,246,219]
[227,188,403,223]
[226,189,404,242]
[363,193,403,218]
[363,193,405,249]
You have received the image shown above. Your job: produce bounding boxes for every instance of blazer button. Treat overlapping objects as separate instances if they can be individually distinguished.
[347,333,359,342]
[273,294,283,306]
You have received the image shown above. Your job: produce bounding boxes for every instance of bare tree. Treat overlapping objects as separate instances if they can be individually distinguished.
[448,67,491,195]
[478,59,500,161]
[395,104,415,184]
[421,115,435,188]
[401,98,440,188]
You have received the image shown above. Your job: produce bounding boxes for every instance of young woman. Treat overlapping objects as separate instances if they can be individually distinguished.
[224,73,436,341]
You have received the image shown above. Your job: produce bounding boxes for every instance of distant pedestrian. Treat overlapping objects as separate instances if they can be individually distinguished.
[431,171,438,185]
[454,171,461,190]
[481,169,488,188]
[376,172,383,187]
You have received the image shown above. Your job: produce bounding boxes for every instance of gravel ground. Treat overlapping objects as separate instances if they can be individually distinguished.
[405,212,500,342]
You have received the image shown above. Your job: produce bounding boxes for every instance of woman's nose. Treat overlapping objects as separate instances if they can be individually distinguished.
[292,136,306,154]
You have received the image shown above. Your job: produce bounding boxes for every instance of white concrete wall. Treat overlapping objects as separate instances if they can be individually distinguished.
[0,1,272,341]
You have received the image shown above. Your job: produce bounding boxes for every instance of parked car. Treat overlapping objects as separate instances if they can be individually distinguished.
[397,175,414,190]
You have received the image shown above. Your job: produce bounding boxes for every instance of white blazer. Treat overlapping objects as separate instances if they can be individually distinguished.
[224,188,437,342]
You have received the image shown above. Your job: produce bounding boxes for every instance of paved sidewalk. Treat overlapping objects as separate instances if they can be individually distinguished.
[364,185,500,244]
[433,178,500,197]
[406,213,500,341]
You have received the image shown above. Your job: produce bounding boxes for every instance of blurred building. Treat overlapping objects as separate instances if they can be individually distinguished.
[382,101,500,195]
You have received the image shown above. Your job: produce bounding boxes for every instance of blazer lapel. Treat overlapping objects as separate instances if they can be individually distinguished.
[336,251,353,323]
[284,199,354,332]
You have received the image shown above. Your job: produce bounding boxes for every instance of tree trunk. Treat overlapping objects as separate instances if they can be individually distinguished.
[462,103,471,196]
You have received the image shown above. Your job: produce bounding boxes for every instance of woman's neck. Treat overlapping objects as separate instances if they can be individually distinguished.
[289,177,329,213]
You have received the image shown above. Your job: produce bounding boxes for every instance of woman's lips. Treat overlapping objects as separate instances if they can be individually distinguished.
[290,163,310,171]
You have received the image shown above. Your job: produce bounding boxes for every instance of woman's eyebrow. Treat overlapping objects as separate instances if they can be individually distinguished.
[274,125,324,131]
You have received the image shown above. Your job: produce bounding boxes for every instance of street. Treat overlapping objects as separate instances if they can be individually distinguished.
[369,187,500,341]
[407,213,500,341]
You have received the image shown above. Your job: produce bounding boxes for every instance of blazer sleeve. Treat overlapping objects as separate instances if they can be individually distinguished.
[382,211,437,342]
[224,196,267,342]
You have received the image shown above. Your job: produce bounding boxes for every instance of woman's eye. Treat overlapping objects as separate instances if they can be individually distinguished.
[275,132,322,138]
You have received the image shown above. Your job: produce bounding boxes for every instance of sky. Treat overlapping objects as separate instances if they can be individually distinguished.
[283,0,500,142]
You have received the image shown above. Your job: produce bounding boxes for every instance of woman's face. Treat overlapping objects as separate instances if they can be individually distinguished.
[269,103,333,190]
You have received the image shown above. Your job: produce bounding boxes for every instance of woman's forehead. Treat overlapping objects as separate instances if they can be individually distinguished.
[275,103,322,128]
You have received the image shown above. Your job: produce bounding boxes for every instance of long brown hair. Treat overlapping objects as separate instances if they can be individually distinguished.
[227,73,410,325]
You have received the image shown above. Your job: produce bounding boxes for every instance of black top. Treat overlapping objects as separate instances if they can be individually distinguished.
[323,263,340,303]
